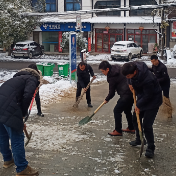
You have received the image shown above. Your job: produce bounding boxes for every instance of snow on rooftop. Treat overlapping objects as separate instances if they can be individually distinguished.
[114,41,134,44]
[16,40,34,44]
[87,16,161,24]
[40,16,161,24]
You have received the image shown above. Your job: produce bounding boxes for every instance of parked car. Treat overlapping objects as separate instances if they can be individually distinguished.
[11,40,44,58]
[111,41,143,61]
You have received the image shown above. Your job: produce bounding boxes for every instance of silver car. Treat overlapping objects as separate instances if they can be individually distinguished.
[12,40,44,58]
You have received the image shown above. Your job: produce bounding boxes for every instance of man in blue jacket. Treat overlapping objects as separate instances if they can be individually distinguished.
[122,62,162,158]
[0,64,40,176]
[76,62,96,107]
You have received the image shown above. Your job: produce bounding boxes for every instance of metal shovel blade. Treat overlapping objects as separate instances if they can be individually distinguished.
[25,131,32,147]
[79,114,94,126]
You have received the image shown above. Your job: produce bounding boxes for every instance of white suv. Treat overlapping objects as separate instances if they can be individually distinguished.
[111,41,143,61]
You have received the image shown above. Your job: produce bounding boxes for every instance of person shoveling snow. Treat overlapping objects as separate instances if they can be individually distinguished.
[0,64,40,176]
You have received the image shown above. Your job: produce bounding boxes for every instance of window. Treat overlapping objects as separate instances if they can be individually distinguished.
[94,1,120,16]
[31,0,56,12]
[65,0,82,11]
[129,0,157,16]
[46,0,56,12]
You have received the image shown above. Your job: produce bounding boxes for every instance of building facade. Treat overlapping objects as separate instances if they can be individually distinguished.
[31,0,161,54]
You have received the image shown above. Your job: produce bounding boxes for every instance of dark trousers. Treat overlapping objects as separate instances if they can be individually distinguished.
[76,82,91,104]
[114,96,134,133]
[161,84,170,98]
[132,107,159,148]
[35,91,41,113]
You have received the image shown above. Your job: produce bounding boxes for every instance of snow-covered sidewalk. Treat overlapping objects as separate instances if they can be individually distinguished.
[0,70,106,106]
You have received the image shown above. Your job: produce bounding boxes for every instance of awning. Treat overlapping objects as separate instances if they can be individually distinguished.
[40,16,161,24]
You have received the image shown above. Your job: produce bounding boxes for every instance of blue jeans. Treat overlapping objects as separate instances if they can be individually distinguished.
[0,123,28,173]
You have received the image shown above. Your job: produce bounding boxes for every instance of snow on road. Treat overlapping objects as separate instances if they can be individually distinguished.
[1,52,175,68]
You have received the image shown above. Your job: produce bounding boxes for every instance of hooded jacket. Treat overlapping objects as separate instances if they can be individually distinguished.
[128,62,162,111]
[105,65,132,101]
[77,64,94,88]
[0,68,40,133]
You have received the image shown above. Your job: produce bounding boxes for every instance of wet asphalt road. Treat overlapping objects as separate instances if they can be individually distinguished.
[0,82,176,176]
[0,60,176,78]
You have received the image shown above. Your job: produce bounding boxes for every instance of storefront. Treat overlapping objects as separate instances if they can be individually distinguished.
[95,28,157,53]
[95,29,123,53]
[33,22,91,52]
[127,29,157,53]
[91,16,160,54]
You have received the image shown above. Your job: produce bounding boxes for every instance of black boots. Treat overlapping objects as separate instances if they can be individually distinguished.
[145,145,155,158]
[37,112,44,117]
[129,139,146,146]
[88,104,93,108]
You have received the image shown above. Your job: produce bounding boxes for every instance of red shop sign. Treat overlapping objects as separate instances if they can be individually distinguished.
[58,31,62,52]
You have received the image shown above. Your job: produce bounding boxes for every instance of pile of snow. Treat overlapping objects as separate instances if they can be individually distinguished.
[0,70,16,85]
[0,70,106,105]
[39,79,75,104]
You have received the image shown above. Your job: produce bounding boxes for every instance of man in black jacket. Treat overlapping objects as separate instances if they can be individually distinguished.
[99,61,134,136]
[150,55,172,118]
[122,61,162,158]
[0,64,40,176]
[76,62,96,107]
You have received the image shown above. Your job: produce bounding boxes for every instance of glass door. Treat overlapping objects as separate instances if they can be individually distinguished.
[142,35,148,53]
[110,34,116,50]
[103,34,109,52]
[96,34,103,52]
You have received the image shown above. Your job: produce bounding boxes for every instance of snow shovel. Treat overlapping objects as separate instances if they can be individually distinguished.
[24,89,38,147]
[133,90,144,157]
[73,77,95,108]
[79,101,105,125]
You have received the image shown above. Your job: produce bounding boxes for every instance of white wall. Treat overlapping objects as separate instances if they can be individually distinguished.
[58,0,64,12]
[94,23,124,29]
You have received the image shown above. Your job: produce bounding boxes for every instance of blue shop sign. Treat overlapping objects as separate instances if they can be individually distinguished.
[41,22,91,32]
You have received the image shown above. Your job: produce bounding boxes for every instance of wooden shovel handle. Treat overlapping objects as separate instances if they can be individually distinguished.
[94,101,105,114]
[73,77,95,107]
[133,90,142,132]
[23,128,30,139]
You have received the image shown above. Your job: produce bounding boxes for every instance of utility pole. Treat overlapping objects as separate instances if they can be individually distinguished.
[161,6,165,60]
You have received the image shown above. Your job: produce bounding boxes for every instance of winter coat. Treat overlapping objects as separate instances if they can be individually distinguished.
[77,64,94,88]
[0,68,40,133]
[150,60,170,87]
[128,62,162,111]
[105,65,132,101]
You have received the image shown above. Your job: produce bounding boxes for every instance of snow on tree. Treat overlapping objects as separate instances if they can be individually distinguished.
[61,32,88,52]
[0,0,45,50]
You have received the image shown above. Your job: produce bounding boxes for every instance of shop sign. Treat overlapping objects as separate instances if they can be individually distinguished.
[58,31,62,52]
[69,33,77,82]
[171,21,176,38]
[103,31,108,34]
[76,15,81,31]
[41,22,91,32]
[42,23,60,30]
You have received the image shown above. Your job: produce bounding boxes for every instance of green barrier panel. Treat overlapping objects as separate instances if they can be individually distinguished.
[36,63,44,76]
[71,71,76,80]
